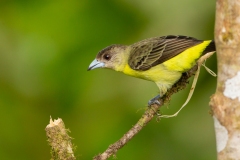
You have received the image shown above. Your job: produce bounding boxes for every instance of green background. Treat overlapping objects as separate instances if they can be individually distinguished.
[0,0,216,159]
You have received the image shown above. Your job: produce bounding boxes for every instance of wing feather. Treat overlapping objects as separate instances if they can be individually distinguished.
[128,35,203,71]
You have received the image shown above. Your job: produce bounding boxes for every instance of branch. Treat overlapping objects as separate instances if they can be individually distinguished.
[46,118,76,160]
[93,66,197,160]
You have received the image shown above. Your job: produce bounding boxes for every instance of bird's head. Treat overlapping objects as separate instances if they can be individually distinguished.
[88,44,128,71]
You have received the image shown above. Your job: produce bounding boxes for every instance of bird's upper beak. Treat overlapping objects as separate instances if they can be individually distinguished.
[88,59,105,71]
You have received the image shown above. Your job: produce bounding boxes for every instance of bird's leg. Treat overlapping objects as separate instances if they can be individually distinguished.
[148,95,161,106]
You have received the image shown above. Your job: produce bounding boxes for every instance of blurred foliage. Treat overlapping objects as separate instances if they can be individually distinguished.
[0,0,216,160]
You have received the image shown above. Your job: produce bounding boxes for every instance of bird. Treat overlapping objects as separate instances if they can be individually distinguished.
[88,35,215,105]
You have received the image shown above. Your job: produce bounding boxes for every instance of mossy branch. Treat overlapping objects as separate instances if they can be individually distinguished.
[46,118,76,160]
[93,65,198,160]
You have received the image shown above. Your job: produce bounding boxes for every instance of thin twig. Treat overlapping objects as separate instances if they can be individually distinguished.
[93,66,196,160]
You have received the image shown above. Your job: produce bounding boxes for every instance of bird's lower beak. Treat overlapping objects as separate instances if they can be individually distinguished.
[88,59,105,71]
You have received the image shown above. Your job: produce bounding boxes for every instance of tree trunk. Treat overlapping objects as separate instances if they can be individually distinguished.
[210,0,240,159]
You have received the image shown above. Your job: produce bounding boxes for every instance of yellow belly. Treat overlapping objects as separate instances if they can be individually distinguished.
[123,64,181,95]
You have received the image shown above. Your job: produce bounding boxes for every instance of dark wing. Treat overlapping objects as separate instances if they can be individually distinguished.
[128,35,203,71]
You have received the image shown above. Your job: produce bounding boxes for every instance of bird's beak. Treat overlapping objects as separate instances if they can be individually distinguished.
[88,59,105,71]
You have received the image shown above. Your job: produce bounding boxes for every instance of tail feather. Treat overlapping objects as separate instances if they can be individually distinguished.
[203,40,215,55]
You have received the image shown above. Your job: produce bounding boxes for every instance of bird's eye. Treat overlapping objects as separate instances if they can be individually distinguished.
[103,54,111,61]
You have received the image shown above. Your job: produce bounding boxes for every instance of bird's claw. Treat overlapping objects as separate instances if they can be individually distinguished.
[148,95,160,106]
[148,99,160,106]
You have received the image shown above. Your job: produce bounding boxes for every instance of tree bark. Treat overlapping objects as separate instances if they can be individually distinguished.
[210,0,240,159]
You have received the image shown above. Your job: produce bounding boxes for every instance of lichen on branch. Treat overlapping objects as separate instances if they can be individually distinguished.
[46,118,76,160]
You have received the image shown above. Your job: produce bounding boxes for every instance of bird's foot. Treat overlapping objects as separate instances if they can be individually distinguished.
[148,95,161,106]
